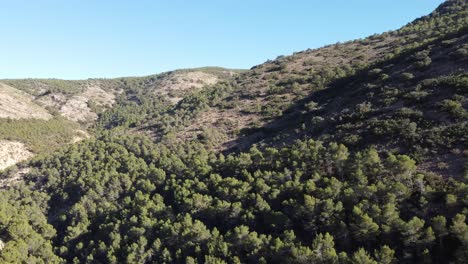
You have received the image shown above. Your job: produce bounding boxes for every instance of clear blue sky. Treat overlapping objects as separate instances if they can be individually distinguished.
[0,0,444,79]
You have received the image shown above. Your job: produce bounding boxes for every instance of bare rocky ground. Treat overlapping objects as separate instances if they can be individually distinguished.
[153,71,220,104]
[0,168,30,188]
[0,83,107,171]
[40,85,116,123]
[0,140,33,171]
[0,83,52,120]
[59,95,97,122]
[70,130,90,144]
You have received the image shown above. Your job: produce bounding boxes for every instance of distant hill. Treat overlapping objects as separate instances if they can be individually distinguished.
[0,67,241,169]
[1,67,241,124]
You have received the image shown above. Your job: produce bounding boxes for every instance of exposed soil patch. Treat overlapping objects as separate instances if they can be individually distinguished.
[0,83,52,120]
[70,130,90,144]
[0,167,30,188]
[60,95,97,122]
[59,85,116,122]
[153,71,220,104]
[0,140,33,171]
[178,107,263,151]
[82,85,116,107]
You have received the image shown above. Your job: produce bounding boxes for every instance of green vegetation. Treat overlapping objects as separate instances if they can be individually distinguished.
[95,79,237,139]
[0,1,467,263]
[0,117,80,153]
[0,134,465,263]
[176,67,247,76]
[0,185,61,263]
[247,30,467,174]
[1,79,86,96]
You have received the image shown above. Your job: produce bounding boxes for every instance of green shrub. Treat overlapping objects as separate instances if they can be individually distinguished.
[400,72,415,81]
[0,117,79,153]
[439,99,466,119]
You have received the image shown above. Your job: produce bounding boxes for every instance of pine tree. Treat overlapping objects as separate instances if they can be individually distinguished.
[374,245,396,264]
[311,233,339,263]
[450,214,468,262]
[350,206,379,243]
[351,248,377,264]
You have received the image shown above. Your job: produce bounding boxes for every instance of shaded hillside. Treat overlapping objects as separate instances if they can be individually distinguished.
[98,0,468,181]
[152,0,468,153]
[240,27,468,178]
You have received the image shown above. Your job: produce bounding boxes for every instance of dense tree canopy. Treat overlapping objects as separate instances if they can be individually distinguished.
[0,134,465,263]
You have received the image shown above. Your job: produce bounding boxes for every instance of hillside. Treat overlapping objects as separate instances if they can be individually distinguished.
[96,0,467,176]
[0,1,467,263]
[1,67,240,125]
[248,29,468,178]
[0,141,32,171]
[0,82,52,120]
[0,67,240,170]
[176,0,468,153]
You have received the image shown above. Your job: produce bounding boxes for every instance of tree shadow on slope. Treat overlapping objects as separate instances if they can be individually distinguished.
[225,29,468,178]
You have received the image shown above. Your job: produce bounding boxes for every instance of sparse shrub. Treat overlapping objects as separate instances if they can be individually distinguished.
[412,51,432,69]
[310,116,325,127]
[343,134,361,145]
[396,107,423,118]
[446,193,457,205]
[413,58,432,69]
[379,73,390,81]
[305,101,320,111]
[451,47,468,59]
[400,72,415,81]
[439,99,466,118]
[405,90,430,102]
[356,101,372,115]
[369,68,383,77]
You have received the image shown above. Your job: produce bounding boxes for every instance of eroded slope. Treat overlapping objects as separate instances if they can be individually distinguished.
[0,83,52,120]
